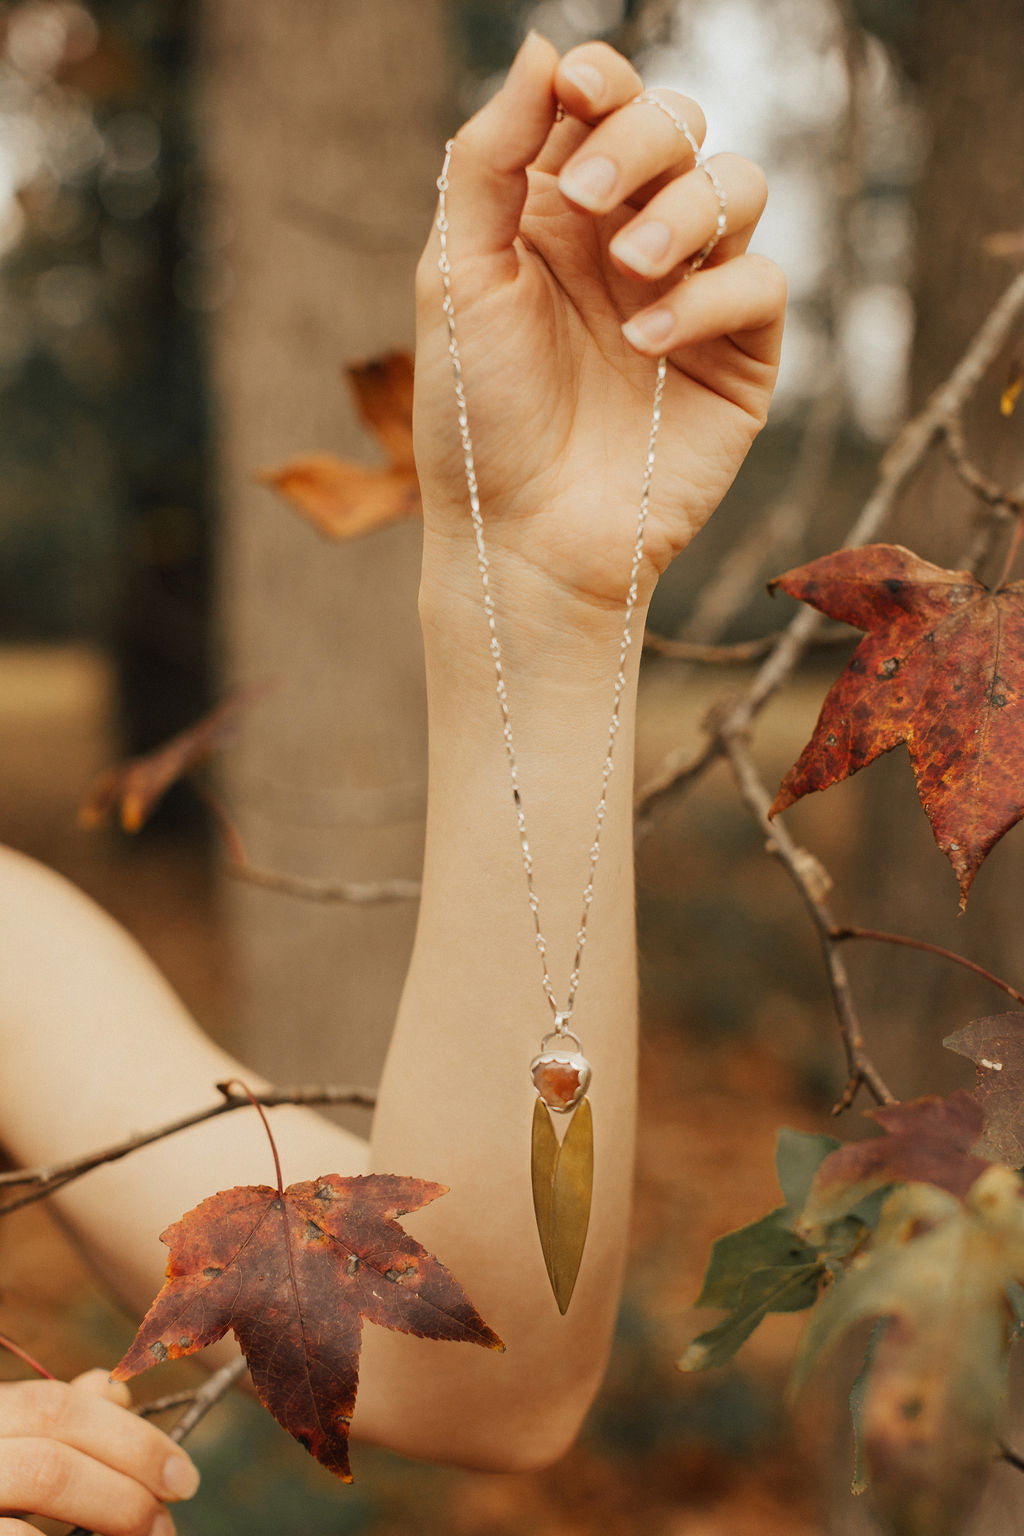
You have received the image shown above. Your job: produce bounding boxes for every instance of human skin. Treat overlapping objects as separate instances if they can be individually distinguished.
[0,32,784,1530]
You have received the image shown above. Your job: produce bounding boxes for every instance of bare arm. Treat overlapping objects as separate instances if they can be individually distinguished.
[0,33,783,1482]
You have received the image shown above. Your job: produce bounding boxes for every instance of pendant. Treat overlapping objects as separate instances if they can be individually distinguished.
[529,1031,594,1314]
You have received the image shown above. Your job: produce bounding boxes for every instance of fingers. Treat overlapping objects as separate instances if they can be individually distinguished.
[0,1435,172,1534]
[555,40,644,124]
[0,1377,199,1532]
[609,153,768,276]
[434,30,560,271]
[557,88,706,212]
[622,251,787,367]
[73,1365,132,1408]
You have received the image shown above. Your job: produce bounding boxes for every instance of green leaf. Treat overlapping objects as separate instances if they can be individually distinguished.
[775,1128,840,1215]
[681,1209,824,1372]
[694,1208,818,1308]
[682,1259,825,1371]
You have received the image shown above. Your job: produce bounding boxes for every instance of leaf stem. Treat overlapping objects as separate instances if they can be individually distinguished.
[830,926,1024,1007]
[218,1079,284,1195]
[0,1329,56,1380]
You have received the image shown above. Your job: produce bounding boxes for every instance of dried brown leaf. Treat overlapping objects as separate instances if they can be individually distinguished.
[258,454,420,541]
[78,697,245,833]
[347,352,415,470]
[259,351,421,541]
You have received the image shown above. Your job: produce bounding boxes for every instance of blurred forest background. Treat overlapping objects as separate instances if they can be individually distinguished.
[0,0,1022,1532]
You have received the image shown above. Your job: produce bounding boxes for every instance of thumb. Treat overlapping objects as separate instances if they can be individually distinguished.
[442,30,560,270]
[72,1366,133,1408]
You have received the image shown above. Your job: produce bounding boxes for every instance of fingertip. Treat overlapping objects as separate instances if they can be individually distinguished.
[456,29,559,181]
[504,27,560,109]
[555,41,642,121]
[72,1367,132,1406]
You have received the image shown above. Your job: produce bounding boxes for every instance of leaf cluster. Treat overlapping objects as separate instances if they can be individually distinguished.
[685,1095,1024,1536]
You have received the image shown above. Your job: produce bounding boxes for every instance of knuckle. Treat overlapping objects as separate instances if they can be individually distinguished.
[14,1439,73,1508]
[711,153,768,213]
[660,90,706,145]
[121,1487,162,1536]
[18,1379,67,1435]
[753,253,788,307]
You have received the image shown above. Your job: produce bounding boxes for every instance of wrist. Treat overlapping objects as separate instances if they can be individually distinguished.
[419,523,652,687]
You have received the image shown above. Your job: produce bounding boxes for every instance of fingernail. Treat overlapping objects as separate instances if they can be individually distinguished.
[559,155,617,210]
[562,61,604,101]
[612,220,672,274]
[150,1512,176,1536]
[622,308,675,349]
[162,1455,200,1500]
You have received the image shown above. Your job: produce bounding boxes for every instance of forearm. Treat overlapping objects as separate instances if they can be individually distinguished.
[361,536,643,1466]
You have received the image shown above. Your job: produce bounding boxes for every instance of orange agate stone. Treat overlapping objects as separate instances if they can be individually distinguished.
[530,1050,591,1112]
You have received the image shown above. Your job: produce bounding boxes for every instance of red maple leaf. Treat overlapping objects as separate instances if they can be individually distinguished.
[769,543,1024,905]
[113,1173,503,1480]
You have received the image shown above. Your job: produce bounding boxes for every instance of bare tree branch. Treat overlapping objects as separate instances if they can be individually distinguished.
[637,266,1024,824]
[721,728,896,1111]
[0,1085,377,1216]
[228,861,421,905]
[831,925,1024,1007]
[643,623,856,663]
[941,411,1024,516]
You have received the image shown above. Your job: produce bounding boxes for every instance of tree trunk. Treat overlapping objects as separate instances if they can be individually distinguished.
[198,2,455,1110]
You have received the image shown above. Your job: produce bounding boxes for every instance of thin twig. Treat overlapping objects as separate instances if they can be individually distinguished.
[995,514,1024,589]
[167,1354,250,1443]
[637,267,1024,823]
[229,861,421,905]
[0,1085,377,1215]
[195,777,421,905]
[830,926,1024,1007]
[642,623,856,663]
[722,728,895,1111]
[942,412,1024,515]
[136,1388,202,1418]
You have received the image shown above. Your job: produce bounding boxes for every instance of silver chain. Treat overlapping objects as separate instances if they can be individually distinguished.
[434,94,726,1036]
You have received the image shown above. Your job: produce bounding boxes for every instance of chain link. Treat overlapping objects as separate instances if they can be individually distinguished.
[435,97,725,1042]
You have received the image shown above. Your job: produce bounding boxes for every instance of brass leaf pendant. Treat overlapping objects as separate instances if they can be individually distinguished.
[531,1097,593,1313]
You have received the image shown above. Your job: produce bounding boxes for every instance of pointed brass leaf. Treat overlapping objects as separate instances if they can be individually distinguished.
[531,1097,593,1314]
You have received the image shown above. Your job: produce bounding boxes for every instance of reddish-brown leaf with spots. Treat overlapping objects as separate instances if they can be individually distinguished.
[113,1173,503,1480]
[945,1013,1024,1166]
[78,696,246,833]
[259,352,421,540]
[769,544,1024,906]
[799,1092,989,1236]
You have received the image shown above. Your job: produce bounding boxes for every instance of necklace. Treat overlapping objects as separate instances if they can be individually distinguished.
[435,92,726,1312]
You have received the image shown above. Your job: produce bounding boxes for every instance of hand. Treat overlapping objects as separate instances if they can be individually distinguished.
[414,33,786,623]
[0,1369,199,1536]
